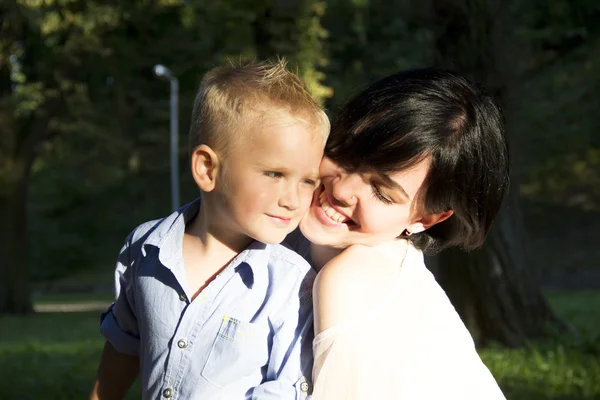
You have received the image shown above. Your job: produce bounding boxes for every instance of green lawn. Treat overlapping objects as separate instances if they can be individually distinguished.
[0,308,141,399]
[0,291,598,399]
[481,290,600,400]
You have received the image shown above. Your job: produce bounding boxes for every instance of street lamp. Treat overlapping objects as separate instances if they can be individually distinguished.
[153,64,180,212]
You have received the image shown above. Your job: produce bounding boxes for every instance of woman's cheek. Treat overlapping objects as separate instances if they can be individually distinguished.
[368,208,404,234]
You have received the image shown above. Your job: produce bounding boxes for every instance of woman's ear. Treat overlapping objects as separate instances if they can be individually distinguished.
[191,144,220,192]
[407,210,454,234]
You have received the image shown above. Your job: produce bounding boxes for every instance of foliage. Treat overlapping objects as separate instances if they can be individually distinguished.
[1,0,598,308]
[322,0,433,109]
[521,149,600,211]
[1,0,332,283]
[518,0,600,71]
[512,34,600,212]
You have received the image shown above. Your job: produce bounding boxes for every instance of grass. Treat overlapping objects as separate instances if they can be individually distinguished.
[0,291,599,399]
[480,290,600,400]
[0,308,141,399]
[548,291,600,335]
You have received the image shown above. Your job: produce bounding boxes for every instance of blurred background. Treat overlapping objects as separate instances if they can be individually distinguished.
[0,0,599,399]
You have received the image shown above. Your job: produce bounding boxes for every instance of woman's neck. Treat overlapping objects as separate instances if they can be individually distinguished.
[310,244,344,272]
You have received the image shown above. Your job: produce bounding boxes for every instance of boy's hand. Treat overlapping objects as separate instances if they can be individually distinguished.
[89,341,139,400]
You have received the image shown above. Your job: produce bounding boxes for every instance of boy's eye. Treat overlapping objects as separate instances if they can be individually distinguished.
[264,171,283,178]
[372,185,393,205]
[302,178,318,186]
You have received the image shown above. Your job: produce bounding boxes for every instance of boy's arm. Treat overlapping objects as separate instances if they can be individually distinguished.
[89,341,139,400]
[251,272,315,400]
[90,232,142,399]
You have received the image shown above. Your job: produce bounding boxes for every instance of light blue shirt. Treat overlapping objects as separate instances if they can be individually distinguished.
[100,199,315,399]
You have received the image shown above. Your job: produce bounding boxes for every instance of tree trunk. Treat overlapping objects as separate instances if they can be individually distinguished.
[0,154,33,315]
[429,192,564,347]
[426,0,564,346]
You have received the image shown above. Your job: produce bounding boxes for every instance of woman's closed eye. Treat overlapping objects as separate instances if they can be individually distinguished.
[372,184,393,205]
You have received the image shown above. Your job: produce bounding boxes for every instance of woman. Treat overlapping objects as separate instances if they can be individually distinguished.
[292,68,508,399]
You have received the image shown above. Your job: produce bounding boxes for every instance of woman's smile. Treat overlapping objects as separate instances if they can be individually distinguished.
[317,188,353,225]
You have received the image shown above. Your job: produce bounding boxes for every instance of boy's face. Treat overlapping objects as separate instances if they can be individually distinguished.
[212,113,324,244]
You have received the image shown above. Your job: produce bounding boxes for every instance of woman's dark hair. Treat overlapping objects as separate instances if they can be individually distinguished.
[326,68,509,254]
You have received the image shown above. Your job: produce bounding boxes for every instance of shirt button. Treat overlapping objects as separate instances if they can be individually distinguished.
[179,293,187,302]
[300,382,310,392]
[177,339,188,349]
[162,388,173,398]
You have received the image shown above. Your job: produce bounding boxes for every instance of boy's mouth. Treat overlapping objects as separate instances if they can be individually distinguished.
[266,214,293,226]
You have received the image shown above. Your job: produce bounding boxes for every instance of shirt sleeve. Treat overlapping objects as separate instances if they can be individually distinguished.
[99,231,140,356]
[251,271,315,400]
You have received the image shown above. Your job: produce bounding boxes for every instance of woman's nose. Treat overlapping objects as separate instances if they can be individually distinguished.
[330,173,359,207]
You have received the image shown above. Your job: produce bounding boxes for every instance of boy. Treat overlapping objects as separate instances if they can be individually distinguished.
[89,60,329,399]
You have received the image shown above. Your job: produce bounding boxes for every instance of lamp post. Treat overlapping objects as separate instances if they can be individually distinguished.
[153,64,180,212]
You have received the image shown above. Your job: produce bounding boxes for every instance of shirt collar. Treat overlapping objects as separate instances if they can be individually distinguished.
[143,198,270,290]
[143,199,200,248]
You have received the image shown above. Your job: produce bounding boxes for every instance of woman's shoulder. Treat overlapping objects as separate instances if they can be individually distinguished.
[317,243,402,290]
[319,244,380,276]
[313,244,403,333]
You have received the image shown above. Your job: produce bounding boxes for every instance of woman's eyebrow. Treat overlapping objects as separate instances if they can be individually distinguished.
[378,174,410,200]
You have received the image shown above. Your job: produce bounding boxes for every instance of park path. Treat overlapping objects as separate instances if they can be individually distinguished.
[34,301,111,313]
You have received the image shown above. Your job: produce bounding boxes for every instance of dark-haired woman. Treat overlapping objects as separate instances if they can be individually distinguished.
[290,68,508,399]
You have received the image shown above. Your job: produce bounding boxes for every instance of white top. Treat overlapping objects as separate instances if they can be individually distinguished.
[311,243,506,400]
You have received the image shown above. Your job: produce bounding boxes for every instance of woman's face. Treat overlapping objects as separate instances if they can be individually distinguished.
[300,156,438,249]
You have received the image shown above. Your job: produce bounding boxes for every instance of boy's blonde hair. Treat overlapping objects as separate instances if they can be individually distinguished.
[189,59,330,157]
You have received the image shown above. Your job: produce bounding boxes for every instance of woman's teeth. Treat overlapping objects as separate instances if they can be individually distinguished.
[319,191,350,223]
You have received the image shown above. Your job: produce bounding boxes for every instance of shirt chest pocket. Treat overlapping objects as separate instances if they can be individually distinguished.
[202,315,270,388]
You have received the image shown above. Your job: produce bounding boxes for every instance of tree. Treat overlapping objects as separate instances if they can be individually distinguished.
[247,0,331,102]
[0,0,189,314]
[0,1,124,314]
[0,0,332,314]
[423,0,565,346]
[322,0,434,109]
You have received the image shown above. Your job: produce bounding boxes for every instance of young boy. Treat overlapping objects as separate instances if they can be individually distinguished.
[89,60,329,400]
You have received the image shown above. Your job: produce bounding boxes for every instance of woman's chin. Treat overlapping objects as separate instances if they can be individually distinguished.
[299,214,348,249]
[298,216,323,244]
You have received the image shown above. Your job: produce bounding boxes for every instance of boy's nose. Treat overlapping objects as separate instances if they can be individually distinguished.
[278,187,300,211]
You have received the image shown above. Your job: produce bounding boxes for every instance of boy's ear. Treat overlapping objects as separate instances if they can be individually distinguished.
[407,209,454,235]
[191,144,221,192]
